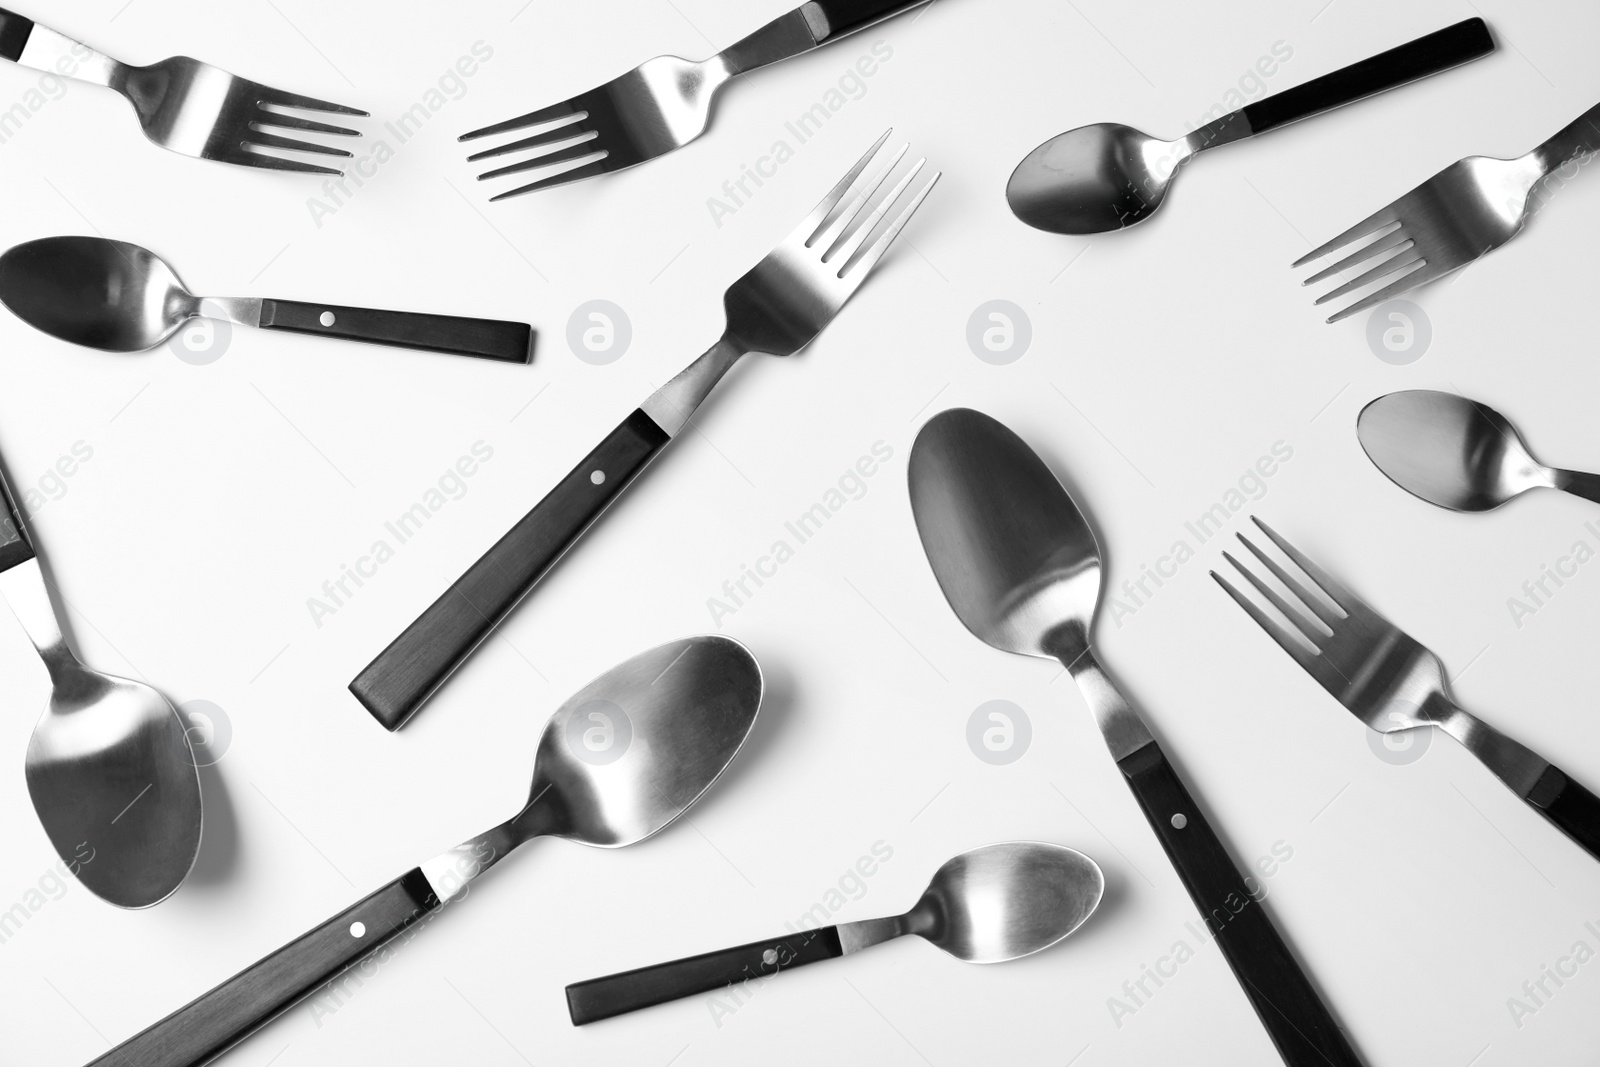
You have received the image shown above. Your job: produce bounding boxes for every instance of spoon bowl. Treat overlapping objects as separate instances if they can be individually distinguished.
[0,237,200,352]
[1006,123,1193,235]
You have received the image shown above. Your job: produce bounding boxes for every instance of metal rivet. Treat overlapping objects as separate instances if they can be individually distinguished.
[1171,813,1188,829]
[349,921,366,938]
[319,311,336,327]
[762,949,778,966]
[590,470,605,485]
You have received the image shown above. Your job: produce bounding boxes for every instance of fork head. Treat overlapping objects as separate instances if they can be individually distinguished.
[1212,517,1448,735]
[461,55,731,200]
[720,130,939,358]
[120,57,365,175]
[1294,154,1545,323]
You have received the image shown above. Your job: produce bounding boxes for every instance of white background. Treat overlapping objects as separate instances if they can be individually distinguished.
[0,0,1598,1064]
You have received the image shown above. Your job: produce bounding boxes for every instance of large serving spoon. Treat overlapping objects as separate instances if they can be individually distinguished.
[565,841,1103,1025]
[89,635,762,1067]
[0,455,201,909]
[1357,390,1600,512]
[907,409,1363,1067]
[0,236,534,362]
[1006,19,1492,234]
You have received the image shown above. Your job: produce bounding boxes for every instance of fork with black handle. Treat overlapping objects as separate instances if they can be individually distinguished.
[0,6,365,173]
[462,0,930,199]
[1215,517,1600,860]
[350,131,938,730]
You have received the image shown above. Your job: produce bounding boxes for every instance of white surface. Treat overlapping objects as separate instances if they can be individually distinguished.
[0,0,1597,1064]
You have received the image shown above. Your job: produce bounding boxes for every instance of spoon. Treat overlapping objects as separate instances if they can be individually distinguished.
[1358,390,1600,512]
[564,841,1104,1025]
[0,457,201,909]
[1006,19,1492,234]
[0,236,534,362]
[89,635,762,1067]
[907,409,1363,1067]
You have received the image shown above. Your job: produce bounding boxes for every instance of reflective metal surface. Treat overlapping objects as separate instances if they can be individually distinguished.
[8,18,363,173]
[1215,518,1549,796]
[838,842,1103,963]
[1297,102,1600,322]
[462,2,929,199]
[0,237,261,353]
[1358,390,1600,511]
[420,635,762,903]
[907,408,1153,760]
[0,559,201,909]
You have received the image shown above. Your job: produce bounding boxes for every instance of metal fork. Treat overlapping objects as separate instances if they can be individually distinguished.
[0,7,365,174]
[1214,516,1600,863]
[349,131,939,730]
[460,0,928,200]
[1295,101,1600,322]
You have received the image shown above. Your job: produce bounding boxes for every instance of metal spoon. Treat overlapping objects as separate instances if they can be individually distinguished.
[565,841,1104,1025]
[0,459,201,909]
[1006,19,1493,234]
[0,236,534,362]
[89,635,762,1067]
[1358,390,1600,512]
[907,409,1363,1067]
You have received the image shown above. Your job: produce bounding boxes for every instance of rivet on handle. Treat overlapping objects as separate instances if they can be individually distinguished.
[590,470,606,485]
[319,311,337,327]
[349,921,366,938]
[1170,813,1188,829]
[761,948,778,966]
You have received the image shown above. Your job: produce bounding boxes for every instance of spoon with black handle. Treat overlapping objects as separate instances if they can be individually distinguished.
[0,236,534,362]
[88,635,761,1067]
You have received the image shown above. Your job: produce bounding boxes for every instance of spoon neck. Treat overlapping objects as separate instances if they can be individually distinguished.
[1187,110,1254,153]
[836,912,914,955]
[1552,468,1600,506]
[0,557,80,681]
[1051,639,1157,763]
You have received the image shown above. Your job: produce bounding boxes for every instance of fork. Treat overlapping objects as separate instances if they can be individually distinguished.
[1295,101,1600,322]
[1214,517,1600,863]
[0,7,365,174]
[350,131,938,730]
[460,0,929,199]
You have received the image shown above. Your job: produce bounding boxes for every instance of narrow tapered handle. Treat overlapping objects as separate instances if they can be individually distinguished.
[259,299,534,363]
[1533,102,1600,171]
[1242,18,1493,135]
[1526,765,1600,861]
[89,870,439,1067]
[804,0,928,41]
[1118,742,1364,1066]
[0,8,34,62]
[0,455,33,572]
[1556,469,1600,506]
[349,409,672,730]
[566,927,845,1026]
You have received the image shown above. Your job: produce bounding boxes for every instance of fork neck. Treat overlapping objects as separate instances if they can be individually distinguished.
[11,19,121,88]
[1531,101,1600,175]
[719,7,824,76]
[639,335,746,437]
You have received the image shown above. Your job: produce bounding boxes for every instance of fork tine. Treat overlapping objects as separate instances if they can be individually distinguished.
[1291,203,1398,268]
[487,160,612,202]
[230,149,347,176]
[1247,518,1367,618]
[828,158,925,268]
[1312,250,1424,305]
[255,87,367,117]
[1225,543,1332,640]
[840,170,939,281]
[1325,261,1452,324]
[254,110,361,137]
[813,144,907,255]
[477,138,604,182]
[1211,569,1330,681]
[461,102,581,142]
[245,131,352,158]
[1234,530,1344,630]
[1301,226,1409,286]
[794,129,893,245]
[466,120,591,163]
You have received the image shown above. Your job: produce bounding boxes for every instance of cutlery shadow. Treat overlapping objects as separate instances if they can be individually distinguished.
[687,652,798,823]
[185,761,240,887]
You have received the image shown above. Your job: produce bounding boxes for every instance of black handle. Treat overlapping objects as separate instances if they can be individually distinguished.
[258,299,534,364]
[1526,764,1600,862]
[1118,742,1364,1067]
[1242,18,1493,135]
[0,8,34,63]
[567,927,845,1026]
[805,0,925,42]
[89,870,439,1067]
[349,408,672,730]
[0,454,34,573]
